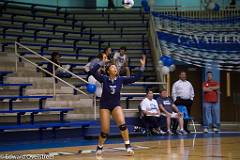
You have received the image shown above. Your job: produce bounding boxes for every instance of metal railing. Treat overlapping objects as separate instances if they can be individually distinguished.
[14,42,97,120]
[148,13,167,91]
[152,8,240,19]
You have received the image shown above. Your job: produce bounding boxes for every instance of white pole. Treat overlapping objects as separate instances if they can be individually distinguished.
[53,65,56,97]
[15,42,18,72]
[93,94,97,120]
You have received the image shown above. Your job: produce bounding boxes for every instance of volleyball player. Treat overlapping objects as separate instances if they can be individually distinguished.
[90,54,146,155]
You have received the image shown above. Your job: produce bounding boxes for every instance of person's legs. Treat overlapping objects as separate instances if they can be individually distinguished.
[211,102,220,131]
[183,99,193,133]
[112,106,134,155]
[96,109,111,155]
[143,116,154,132]
[174,99,193,133]
[177,115,184,130]
[165,115,173,134]
[149,116,163,134]
[202,102,212,133]
[172,113,187,135]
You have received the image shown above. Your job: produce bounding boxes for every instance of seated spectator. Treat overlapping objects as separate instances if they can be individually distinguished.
[46,52,71,78]
[113,46,130,76]
[157,89,187,135]
[140,88,165,135]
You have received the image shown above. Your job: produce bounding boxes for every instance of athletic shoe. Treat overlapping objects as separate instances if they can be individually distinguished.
[167,130,174,135]
[159,130,166,135]
[203,128,209,133]
[178,130,188,135]
[213,128,219,133]
[125,144,134,155]
[96,145,103,155]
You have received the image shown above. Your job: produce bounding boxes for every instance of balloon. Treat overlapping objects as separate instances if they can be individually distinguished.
[86,83,96,93]
[158,60,163,67]
[160,55,174,67]
[169,64,176,72]
[161,66,170,75]
[160,55,168,62]
[164,57,174,67]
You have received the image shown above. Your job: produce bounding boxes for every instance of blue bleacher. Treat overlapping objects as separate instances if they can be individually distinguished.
[0,121,96,138]
[0,95,53,110]
[0,108,74,124]
[0,83,32,96]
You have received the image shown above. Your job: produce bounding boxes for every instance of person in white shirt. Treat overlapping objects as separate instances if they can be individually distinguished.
[140,88,165,135]
[172,71,194,133]
[113,46,130,76]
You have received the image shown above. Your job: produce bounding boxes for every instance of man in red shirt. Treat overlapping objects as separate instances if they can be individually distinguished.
[202,71,220,133]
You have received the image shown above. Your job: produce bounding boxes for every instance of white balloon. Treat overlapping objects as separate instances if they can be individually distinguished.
[169,64,176,72]
[161,66,170,75]
[158,60,163,66]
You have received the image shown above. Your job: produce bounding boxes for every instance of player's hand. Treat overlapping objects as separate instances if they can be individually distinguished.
[140,54,146,67]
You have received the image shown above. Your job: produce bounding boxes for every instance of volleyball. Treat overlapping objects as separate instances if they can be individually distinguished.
[122,0,134,9]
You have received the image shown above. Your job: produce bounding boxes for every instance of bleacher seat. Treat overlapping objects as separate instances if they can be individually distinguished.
[0,95,53,110]
[0,108,74,124]
[0,83,32,96]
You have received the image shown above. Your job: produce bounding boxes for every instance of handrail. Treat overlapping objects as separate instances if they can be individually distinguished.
[14,42,89,96]
[148,13,166,92]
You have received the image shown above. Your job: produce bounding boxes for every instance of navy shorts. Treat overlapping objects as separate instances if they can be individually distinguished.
[100,105,120,112]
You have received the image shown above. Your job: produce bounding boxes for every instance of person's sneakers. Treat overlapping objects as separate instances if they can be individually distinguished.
[159,130,166,135]
[152,128,160,135]
[125,144,134,155]
[203,128,209,133]
[178,130,188,135]
[96,145,103,155]
[213,128,219,133]
[167,130,174,135]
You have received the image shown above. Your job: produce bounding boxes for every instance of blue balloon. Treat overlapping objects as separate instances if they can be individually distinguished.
[160,55,168,62]
[86,83,96,93]
[214,3,220,11]
[164,57,174,67]
[160,55,174,67]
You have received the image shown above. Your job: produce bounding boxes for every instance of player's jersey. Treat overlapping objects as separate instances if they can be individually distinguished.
[90,62,144,108]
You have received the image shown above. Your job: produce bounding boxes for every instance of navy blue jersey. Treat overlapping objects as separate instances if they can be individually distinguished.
[90,62,144,108]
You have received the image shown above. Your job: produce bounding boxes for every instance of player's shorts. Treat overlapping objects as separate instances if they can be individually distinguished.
[100,105,120,112]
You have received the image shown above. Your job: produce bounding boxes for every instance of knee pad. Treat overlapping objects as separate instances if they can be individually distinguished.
[100,132,108,139]
[119,124,127,131]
